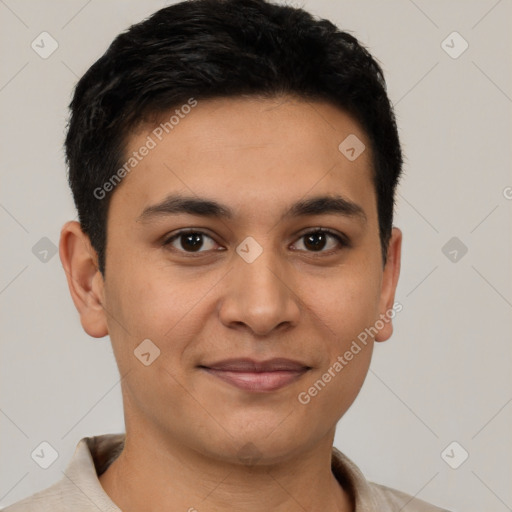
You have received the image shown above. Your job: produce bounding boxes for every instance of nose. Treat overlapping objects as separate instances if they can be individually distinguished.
[218,245,301,337]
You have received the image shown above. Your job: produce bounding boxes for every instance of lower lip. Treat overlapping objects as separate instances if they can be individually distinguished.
[202,368,308,392]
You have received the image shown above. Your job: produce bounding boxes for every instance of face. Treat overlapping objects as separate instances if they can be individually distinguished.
[62,96,401,465]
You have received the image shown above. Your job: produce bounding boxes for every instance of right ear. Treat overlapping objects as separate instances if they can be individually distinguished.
[59,221,109,338]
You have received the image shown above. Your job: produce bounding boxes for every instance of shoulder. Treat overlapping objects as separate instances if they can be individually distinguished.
[1,434,123,512]
[331,447,452,512]
[1,480,73,511]
[1,477,118,512]
[368,481,453,512]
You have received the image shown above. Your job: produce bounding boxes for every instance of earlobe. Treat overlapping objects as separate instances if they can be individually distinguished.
[59,221,109,338]
[375,227,402,343]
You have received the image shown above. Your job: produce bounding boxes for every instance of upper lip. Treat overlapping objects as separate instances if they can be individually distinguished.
[200,358,310,372]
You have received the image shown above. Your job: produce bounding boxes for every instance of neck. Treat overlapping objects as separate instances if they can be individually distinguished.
[99,425,353,512]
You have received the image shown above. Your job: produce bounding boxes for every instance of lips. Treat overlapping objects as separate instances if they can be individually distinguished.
[200,358,310,392]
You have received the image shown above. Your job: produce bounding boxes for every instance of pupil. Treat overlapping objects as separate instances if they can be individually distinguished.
[305,232,326,251]
[182,233,203,251]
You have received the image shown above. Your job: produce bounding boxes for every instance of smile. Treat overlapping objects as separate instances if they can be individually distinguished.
[199,358,311,392]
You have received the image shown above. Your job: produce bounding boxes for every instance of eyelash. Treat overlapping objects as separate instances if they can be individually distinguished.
[162,228,350,255]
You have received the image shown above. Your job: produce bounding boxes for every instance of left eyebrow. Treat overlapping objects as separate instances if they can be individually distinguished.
[136,193,367,225]
[282,195,367,224]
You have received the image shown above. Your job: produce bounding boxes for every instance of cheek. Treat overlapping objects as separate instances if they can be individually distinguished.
[306,264,381,344]
[296,345,373,434]
[296,264,380,402]
[103,260,218,367]
[295,273,379,420]
[107,256,173,328]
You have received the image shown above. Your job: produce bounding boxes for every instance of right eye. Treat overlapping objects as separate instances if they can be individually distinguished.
[163,230,221,253]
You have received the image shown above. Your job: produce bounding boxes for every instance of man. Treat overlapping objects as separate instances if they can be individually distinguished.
[3,0,451,510]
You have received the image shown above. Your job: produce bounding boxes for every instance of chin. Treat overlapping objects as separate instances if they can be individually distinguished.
[196,419,319,467]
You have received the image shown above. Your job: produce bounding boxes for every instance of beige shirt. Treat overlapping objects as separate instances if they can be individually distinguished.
[2,433,450,511]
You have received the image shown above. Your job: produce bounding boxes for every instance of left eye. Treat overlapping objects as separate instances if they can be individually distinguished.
[163,229,346,254]
[291,229,346,253]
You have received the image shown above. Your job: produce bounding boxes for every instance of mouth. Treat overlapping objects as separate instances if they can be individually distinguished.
[199,358,311,393]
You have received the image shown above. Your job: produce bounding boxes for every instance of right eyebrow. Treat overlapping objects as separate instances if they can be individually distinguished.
[137,195,234,222]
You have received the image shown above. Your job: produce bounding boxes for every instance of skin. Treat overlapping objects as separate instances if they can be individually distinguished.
[60,96,401,512]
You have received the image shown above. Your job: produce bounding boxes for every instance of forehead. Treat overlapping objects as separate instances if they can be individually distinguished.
[110,96,377,226]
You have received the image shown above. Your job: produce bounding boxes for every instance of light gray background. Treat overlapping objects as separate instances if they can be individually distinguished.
[1,1,511,511]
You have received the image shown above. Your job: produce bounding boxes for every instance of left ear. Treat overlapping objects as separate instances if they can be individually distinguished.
[375,227,402,342]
